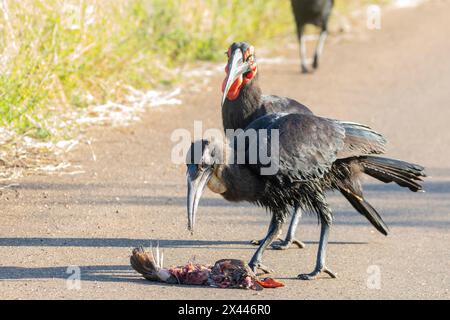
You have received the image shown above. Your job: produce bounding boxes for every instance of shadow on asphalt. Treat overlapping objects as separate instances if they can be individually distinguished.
[0,239,364,283]
[0,237,368,248]
[0,264,336,284]
[0,264,149,284]
[1,181,447,208]
[0,238,248,248]
[0,265,229,289]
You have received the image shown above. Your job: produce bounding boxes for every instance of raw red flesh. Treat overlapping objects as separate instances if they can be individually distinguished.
[256,278,285,288]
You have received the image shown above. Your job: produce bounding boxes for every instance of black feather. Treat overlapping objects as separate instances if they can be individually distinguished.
[360,156,426,192]
[339,186,389,236]
[291,0,334,28]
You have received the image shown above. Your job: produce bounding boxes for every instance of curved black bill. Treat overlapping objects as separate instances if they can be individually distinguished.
[186,164,213,234]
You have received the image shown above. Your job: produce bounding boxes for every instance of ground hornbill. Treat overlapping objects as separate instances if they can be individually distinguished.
[222,42,316,250]
[186,112,426,279]
[291,0,334,73]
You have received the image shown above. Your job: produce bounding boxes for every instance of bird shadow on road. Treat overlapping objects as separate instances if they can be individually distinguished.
[0,265,233,290]
[3,179,449,208]
[0,237,368,248]
[0,264,151,284]
[0,237,250,248]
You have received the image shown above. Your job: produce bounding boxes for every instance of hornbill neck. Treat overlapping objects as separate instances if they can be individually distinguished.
[222,75,263,131]
[214,163,265,203]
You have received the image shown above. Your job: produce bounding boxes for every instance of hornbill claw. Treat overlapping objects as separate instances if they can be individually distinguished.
[297,266,336,280]
[249,262,274,275]
[250,236,284,246]
[271,238,306,250]
[301,65,309,74]
[250,239,263,246]
[313,55,319,70]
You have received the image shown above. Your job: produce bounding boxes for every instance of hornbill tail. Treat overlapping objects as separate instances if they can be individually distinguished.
[361,156,426,192]
[339,187,389,236]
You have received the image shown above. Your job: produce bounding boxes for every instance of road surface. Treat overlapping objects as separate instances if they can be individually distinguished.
[0,1,449,299]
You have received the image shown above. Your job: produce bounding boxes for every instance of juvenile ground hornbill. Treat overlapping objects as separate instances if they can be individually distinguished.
[222,41,317,250]
[186,113,426,279]
[291,0,334,73]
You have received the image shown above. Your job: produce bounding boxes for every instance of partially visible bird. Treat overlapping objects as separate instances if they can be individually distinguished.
[290,0,334,73]
[186,112,426,279]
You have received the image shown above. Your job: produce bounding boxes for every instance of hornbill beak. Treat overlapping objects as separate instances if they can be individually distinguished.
[186,164,213,234]
[221,49,252,107]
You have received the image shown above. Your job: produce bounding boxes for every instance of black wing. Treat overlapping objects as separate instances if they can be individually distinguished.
[241,113,387,181]
[243,113,345,181]
[335,121,387,158]
[259,95,313,116]
[243,112,289,131]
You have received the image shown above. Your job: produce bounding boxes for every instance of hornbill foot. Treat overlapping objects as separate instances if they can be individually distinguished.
[250,237,283,246]
[271,238,306,250]
[297,266,336,280]
[250,239,263,246]
[249,262,274,275]
[313,55,319,69]
[301,65,309,74]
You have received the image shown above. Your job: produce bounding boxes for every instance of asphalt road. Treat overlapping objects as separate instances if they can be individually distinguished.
[0,1,449,299]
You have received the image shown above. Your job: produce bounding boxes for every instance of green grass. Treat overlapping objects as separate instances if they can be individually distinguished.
[0,0,390,141]
[0,0,293,140]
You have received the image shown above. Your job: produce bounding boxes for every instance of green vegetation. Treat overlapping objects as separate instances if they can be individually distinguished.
[0,0,294,140]
[0,0,390,141]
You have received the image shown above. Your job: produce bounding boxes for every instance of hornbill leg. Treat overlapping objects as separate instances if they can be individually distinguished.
[313,29,328,70]
[250,218,285,246]
[250,235,284,246]
[299,26,309,73]
[249,215,284,274]
[272,206,305,250]
[298,220,336,280]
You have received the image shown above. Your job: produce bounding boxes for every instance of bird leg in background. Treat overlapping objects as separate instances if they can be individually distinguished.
[272,206,306,250]
[313,29,328,70]
[251,206,304,249]
[299,26,309,73]
[298,219,336,280]
[249,225,284,246]
[248,215,284,275]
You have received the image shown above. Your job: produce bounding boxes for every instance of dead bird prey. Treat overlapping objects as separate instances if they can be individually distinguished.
[130,246,284,290]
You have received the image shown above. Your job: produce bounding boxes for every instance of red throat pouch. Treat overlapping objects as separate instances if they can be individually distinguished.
[222,76,244,101]
[222,65,257,101]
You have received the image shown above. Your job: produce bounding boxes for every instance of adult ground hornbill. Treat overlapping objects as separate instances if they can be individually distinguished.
[186,113,425,279]
[222,41,315,250]
[291,0,334,73]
